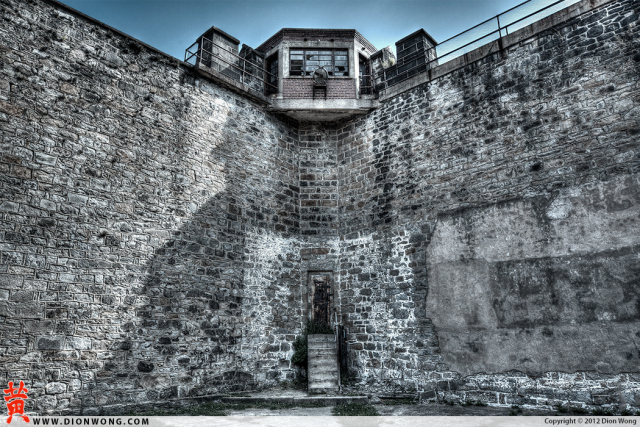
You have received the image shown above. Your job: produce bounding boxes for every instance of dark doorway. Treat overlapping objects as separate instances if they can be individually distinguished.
[359,55,372,95]
[310,272,331,326]
[265,53,278,95]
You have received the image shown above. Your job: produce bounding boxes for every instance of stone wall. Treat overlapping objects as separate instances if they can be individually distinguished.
[298,123,341,323]
[0,0,301,415]
[336,0,640,408]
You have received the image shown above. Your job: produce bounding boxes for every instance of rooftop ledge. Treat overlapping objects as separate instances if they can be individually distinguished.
[193,63,377,121]
[267,98,379,122]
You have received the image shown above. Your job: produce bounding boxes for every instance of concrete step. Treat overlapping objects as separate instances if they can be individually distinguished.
[307,333,339,394]
[309,370,338,377]
[309,381,339,389]
[308,358,337,364]
[309,379,339,385]
[308,351,336,357]
[309,372,338,377]
[308,390,341,395]
[309,368,337,373]
[218,396,368,405]
[309,359,336,366]
[309,362,338,369]
[310,373,338,378]
[307,342,336,349]
[309,376,338,384]
[307,334,335,342]
[308,352,336,358]
[308,352,337,358]
[308,342,336,348]
[307,346,336,352]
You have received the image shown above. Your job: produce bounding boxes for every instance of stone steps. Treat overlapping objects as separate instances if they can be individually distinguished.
[307,334,339,394]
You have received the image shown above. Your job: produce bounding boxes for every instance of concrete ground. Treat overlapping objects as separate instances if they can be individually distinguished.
[221,389,559,416]
[226,403,557,416]
[374,403,556,416]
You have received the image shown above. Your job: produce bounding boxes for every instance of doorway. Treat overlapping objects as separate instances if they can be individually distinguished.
[309,272,332,326]
[359,55,372,95]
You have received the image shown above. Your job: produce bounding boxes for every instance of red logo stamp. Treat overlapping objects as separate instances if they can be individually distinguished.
[4,381,30,424]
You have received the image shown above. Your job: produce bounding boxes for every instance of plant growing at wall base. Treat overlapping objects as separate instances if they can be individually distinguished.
[291,335,308,367]
[290,320,334,367]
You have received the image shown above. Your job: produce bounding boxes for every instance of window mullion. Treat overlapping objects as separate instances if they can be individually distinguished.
[332,51,335,76]
[290,48,350,77]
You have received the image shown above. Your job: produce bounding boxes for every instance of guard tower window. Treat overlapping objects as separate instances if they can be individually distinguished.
[290,50,349,77]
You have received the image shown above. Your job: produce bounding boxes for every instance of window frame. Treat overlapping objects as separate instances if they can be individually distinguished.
[289,49,349,78]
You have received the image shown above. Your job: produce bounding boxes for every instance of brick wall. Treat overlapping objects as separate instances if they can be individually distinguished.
[283,78,357,99]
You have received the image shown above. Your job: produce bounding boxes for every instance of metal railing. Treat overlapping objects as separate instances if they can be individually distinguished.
[359,74,374,95]
[377,0,580,90]
[185,35,279,95]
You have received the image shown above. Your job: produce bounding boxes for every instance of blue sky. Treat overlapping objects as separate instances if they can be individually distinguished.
[57,0,577,60]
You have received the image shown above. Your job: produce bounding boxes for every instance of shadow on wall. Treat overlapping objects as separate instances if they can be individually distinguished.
[86,75,265,410]
[129,187,254,400]
[98,77,302,408]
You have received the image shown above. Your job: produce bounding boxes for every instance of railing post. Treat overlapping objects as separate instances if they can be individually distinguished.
[497,15,505,52]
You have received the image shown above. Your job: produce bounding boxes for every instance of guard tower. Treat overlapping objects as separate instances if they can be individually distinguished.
[254,29,379,121]
[186,26,438,122]
[186,27,381,121]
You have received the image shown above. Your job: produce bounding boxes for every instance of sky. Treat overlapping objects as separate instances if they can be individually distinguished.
[56,0,577,61]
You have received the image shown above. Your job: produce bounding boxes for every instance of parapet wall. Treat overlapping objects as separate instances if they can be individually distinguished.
[0,0,639,415]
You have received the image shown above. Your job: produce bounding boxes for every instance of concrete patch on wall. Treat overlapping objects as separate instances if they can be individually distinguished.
[426,174,640,376]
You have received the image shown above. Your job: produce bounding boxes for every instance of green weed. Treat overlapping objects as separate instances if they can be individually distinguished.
[591,407,614,416]
[132,399,330,416]
[332,402,379,416]
[380,397,416,405]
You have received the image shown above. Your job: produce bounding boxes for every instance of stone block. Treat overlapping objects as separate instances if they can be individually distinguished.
[35,152,57,166]
[45,382,67,394]
[37,336,65,350]
[65,337,91,350]
[0,302,44,319]
[0,201,19,213]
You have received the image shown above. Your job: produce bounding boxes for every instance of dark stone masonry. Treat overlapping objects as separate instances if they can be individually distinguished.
[0,0,639,415]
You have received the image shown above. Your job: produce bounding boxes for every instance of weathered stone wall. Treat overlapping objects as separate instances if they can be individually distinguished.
[0,0,301,415]
[336,0,640,407]
[298,124,340,322]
